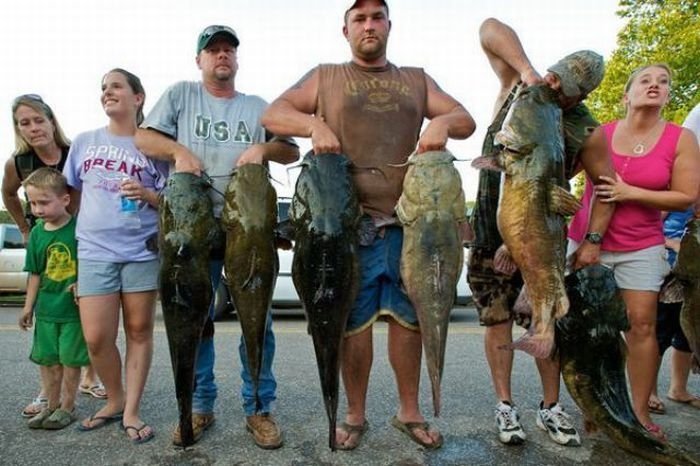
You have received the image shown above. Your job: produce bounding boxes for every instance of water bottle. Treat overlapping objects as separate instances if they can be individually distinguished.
[120,193,141,230]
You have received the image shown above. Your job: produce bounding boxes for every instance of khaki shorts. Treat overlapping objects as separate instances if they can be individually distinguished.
[566,241,670,292]
[466,247,526,326]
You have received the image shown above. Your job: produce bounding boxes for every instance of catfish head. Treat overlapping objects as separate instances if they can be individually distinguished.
[290,151,360,236]
[222,164,276,232]
[558,265,629,350]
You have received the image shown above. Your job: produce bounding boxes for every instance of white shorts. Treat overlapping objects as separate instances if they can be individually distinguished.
[566,241,670,292]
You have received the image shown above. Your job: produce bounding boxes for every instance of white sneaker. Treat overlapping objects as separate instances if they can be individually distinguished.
[536,403,581,446]
[495,402,526,445]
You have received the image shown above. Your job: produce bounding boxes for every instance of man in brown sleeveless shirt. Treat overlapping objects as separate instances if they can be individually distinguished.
[263,0,475,450]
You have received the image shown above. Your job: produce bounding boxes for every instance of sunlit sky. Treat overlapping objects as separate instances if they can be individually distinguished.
[0,0,624,202]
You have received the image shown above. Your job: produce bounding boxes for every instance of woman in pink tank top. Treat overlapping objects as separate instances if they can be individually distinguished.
[567,64,700,440]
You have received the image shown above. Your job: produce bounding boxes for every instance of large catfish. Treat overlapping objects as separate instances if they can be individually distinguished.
[290,152,361,450]
[558,265,699,466]
[662,218,700,372]
[396,150,466,417]
[472,84,580,359]
[159,172,217,448]
[221,164,279,410]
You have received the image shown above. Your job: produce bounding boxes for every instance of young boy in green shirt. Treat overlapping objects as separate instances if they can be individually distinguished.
[18,167,89,429]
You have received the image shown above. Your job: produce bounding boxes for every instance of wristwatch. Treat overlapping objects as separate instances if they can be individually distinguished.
[584,232,603,245]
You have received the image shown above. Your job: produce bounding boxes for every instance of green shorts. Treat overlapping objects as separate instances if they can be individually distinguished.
[30,319,90,367]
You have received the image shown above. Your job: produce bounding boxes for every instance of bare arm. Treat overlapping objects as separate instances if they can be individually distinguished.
[68,187,81,216]
[134,128,203,174]
[262,68,341,154]
[417,75,476,153]
[18,274,40,331]
[595,129,700,210]
[1,158,30,241]
[479,18,542,98]
[572,127,616,268]
[236,140,300,167]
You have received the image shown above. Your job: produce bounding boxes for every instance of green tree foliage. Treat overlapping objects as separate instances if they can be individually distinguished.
[587,0,700,124]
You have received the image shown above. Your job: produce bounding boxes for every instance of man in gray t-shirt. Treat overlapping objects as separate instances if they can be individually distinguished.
[136,25,299,449]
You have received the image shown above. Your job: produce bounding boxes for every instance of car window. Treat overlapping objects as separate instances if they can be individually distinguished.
[278,200,291,222]
[3,226,24,249]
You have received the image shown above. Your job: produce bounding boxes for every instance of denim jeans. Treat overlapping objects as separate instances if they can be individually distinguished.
[192,260,277,416]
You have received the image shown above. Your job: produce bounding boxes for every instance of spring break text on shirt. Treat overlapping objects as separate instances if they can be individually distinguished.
[82,144,148,180]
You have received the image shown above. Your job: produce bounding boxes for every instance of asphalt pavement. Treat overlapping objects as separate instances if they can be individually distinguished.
[0,304,698,466]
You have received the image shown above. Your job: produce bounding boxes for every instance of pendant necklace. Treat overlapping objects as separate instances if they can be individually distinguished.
[628,119,662,155]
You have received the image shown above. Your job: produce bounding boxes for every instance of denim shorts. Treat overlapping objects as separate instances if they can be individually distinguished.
[346,227,418,335]
[566,241,670,292]
[77,258,160,296]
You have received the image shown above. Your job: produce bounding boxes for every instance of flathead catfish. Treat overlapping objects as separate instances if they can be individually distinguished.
[290,152,361,450]
[396,150,466,417]
[672,218,700,372]
[558,265,699,466]
[221,164,279,409]
[159,173,217,448]
[472,84,580,359]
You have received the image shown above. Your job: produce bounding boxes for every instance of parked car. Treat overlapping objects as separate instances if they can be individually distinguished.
[0,224,28,293]
[213,199,473,319]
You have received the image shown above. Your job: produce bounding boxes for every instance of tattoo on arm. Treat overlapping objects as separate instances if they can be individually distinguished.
[289,68,317,91]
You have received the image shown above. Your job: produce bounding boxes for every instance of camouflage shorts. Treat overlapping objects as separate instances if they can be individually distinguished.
[466,247,530,328]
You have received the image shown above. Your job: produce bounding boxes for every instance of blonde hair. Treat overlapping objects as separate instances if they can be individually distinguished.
[22,167,69,196]
[12,96,71,156]
[624,63,673,93]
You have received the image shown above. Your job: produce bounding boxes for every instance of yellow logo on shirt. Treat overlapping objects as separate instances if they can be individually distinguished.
[46,243,76,282]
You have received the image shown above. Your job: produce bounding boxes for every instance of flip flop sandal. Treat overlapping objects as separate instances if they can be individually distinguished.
[79,383,107,399]
[22,396,48,418]
[76,411,124,431]
[390,415,444,450]
[122,423,155,444]
[667,396,700,409]
[643,422,668,443]
[336,420,369,450]
[648,399,666,415]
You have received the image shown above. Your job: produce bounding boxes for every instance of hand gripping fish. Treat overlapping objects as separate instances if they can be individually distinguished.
[472,84,581,359]
[558,265,699,466]
[159,173,217,448]
[222,164,279,412]
[290,152,361,450]
[396,150,466,417]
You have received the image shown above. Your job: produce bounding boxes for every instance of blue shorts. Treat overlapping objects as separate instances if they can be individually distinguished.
[77,259,159,296]
[346,227,418,335]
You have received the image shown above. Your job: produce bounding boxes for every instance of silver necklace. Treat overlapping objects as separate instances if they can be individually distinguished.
[628,120,662,155]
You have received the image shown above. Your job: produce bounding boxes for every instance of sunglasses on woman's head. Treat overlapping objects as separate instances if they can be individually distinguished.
[12,94,53,117]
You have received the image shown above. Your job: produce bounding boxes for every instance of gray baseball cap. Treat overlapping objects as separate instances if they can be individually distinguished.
[197,25,239,54]
[345,0,389,20]
[547,50,605,98]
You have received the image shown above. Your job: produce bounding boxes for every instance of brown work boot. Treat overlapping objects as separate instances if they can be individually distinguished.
[246,413,283,449]
[172,413,215,446]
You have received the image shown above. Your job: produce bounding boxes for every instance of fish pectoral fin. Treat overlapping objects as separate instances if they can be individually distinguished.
[550,185,582,216]
[658,276,684,303]
[241,250,258,289]
[471,155,504,172]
